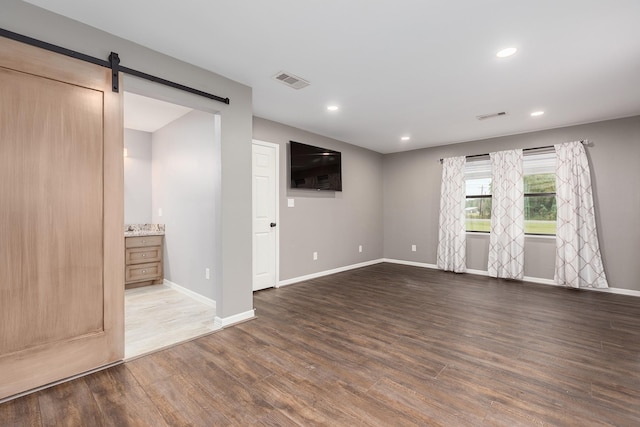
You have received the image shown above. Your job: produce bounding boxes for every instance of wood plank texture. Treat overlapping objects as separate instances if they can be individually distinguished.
[0,66,104,354]
[0,35,123,400]
[2,263,640,425]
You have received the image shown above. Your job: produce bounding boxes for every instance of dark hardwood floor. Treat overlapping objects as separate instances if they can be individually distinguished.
[2,263,639,426]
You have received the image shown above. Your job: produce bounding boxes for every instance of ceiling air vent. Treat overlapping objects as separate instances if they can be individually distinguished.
[272,71,310,90]
[476,111,507,120]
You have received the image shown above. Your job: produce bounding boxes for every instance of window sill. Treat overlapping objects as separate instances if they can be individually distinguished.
[525,234,556,240]
[466,231,556,240]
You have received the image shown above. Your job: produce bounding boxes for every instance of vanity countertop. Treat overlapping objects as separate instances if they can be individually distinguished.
[124,230,165,237]
[124,223,165,237]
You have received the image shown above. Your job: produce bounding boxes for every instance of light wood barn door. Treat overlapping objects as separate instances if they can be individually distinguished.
[0,37,123,400]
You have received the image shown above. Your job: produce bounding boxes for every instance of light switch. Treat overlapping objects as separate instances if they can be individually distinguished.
[158,208,163,217]
[288,198,295,208]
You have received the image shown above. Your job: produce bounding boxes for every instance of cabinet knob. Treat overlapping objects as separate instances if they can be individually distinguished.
[142,254,146,257]
[142,270,146,273]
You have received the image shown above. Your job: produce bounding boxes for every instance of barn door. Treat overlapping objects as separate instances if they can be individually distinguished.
[0,37,123,400]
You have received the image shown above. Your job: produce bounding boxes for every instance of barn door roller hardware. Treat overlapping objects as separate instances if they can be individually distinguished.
[0,27,230,105]
[109,52,120,92]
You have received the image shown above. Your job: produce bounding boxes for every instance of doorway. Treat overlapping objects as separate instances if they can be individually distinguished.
[123,91,221,358]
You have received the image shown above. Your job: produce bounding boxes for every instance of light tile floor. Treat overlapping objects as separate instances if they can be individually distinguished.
[125,284,218,359]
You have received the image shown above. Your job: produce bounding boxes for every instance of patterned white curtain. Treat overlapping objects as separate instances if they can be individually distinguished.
[488,149,525,279]
[437,156,466,273]
[554,142,608,288]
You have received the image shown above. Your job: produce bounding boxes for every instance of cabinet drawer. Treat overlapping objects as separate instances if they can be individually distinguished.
[125,235,163,248]
[126,246,162,265]
[125,262,162,283]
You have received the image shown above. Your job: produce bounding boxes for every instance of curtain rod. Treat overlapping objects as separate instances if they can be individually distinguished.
[439,140,589,164]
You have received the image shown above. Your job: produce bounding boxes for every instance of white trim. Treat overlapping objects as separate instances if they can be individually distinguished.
[519,276,640,296]
[382,258,438,270]
[523,277,640,296]
[271,257,640,298]
[524,234,557,241]
[465,267,489,277]
[252,139,280,291]
[163,279,216,309]
[467,268,556,286]
[589,287,640,297]
[466,232,557,240]
[279,259,384,287]
[523,276,556,286]
[385,259,640,297]
[214,309,256,329]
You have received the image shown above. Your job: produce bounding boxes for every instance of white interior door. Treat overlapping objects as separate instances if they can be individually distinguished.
[252,140,279,291]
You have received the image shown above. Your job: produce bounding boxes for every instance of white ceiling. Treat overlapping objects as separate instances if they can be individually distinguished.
[25,0,640,153]
[124,92,192,133]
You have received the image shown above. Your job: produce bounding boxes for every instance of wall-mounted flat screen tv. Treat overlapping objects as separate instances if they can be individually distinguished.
[290,140,342,191]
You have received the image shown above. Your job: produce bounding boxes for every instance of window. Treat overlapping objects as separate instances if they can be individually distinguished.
[464,151,556,235]
[465,158,492,232]
[523,151,556,235]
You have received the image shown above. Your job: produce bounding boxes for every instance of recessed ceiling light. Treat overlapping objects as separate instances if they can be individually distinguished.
[531,111,545,117]
[401,136,410,141]
[496,47,517,58]
[327,105,339,111]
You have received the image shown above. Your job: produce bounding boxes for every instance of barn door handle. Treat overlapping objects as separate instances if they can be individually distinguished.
[270,222,277,228]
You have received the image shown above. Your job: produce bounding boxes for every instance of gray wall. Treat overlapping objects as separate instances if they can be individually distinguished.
[2,0,254,318]
[383,116,640,291]
[253,117,384,280]
[124,129,152,224]
[151,111,218,299]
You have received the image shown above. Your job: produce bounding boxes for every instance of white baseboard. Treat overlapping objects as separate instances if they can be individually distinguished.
[278,259,385,287]
[384,259,640,297]
[382,258,438,270]
[163,279,216,310]
[589,287,640,297]
[522,276,557,286]
[465,268,557,286]
[214,309,256,329]
[464,268,489,277]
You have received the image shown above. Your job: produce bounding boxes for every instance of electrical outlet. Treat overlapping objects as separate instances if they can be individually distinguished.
[205,268,210,279]
[359,245,363,253]
[313,252,318,260]
[411,244,417,252]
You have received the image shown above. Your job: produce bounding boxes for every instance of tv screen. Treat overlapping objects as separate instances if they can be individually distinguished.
[290,141,342,191]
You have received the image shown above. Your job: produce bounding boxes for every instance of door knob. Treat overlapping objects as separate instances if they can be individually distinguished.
[270,222,277,228]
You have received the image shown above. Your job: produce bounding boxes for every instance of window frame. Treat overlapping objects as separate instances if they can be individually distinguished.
[523,191,557,236]
[464,151,557,236]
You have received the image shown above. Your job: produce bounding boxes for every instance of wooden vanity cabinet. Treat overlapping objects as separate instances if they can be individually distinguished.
[125,235,164,288]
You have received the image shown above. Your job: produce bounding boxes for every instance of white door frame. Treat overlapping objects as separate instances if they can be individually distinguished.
[252,139,280,289]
